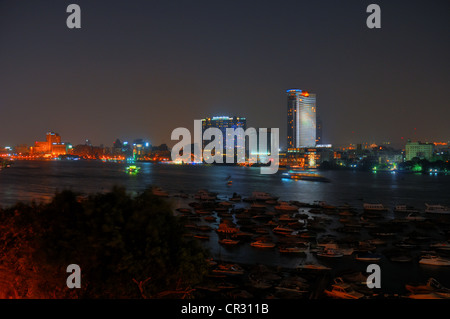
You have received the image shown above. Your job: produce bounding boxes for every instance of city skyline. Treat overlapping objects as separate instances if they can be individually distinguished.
[1,1,449,147]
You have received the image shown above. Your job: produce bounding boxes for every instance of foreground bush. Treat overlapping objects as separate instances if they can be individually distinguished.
[0,187,209,298]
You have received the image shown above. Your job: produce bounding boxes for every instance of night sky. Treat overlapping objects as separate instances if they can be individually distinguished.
[1,0,449,148]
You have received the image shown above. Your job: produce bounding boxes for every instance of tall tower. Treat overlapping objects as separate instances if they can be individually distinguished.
[286,89,316,148]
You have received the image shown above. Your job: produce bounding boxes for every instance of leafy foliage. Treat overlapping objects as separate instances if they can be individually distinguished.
[0,187,209,298]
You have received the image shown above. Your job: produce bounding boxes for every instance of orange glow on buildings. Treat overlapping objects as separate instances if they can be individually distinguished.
[32,132,68,156]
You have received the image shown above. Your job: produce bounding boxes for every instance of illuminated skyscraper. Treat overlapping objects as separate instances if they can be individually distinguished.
[201,116,247,161]
[286,89,316,148]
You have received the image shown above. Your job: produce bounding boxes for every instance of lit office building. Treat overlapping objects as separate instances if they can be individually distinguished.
[201,116,247,161]
[287,89,317,148]
[405,140,434,161]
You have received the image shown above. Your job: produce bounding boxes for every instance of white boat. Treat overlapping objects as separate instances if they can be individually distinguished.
[425,204,450,214]
[430,242,450,251]
[394,205,419,213]
[324,278,364,299]
[406,278,450,299]
[363,203,388,211]
[419,255,450,266]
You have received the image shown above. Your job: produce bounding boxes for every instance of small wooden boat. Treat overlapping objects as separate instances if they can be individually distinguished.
[275,202,299,212]
[297,262,331,271]
[251,240,276,248]
[193,234,210,240]
[219,238,240,245]
[355,253,382,262]
[317,248,344,258]
[278,246,307,254]
[212,264,244,276]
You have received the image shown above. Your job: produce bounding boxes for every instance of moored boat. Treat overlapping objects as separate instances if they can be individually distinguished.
[211,263,244,276]
[363,203,388,211]
[419,255,450,266]
[219,238,240,245]
[317,248,344,258]
[324,278,364,299]
[406,278,447,294]
[275,202,299,212]
[272,225,295,235]
[250,240,276,248]
[405,213,427,221]
[394,205,419,214]
[152,187,169,197]
[193,233,210,240]
[406,278,450,299]
[229,193,242,201]
[389,255,413,263]
[278,246,307,254]
[125,165,140,174]
[282,171,331,183]
[216,220,239,234]
[246,191,278,202]
[425,204,450,214]
[430,242,450,251]
[296,262,331,271]
[355,252,382,262]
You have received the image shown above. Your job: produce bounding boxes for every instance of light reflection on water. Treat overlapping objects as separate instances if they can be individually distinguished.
[1,160,450,293]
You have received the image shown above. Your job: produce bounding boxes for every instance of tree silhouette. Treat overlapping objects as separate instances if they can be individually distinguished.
[0,187,209,298]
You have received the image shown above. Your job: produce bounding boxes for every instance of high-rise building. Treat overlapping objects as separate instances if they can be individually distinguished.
[201,116,247,161]
[286,89,317,148]
[316,116,322,145]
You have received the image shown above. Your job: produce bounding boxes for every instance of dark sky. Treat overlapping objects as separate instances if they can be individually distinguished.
[1,0,449,148]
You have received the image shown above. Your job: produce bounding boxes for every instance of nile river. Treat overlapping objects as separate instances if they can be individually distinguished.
[1,160,450,294]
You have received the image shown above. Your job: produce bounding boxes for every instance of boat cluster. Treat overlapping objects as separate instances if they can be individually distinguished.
[154,188,450,298]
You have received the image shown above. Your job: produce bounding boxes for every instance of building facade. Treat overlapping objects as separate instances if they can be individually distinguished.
[32,132,67,156]
[201,116,247,161]
[405,140,434,161]
[287,89,316,148]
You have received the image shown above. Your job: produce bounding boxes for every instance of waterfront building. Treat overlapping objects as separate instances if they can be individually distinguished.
[316,116,322,145]
[286,89,317,148]
[132,139,151,157]
[32,132,68,156]
[405,140,434,161]
[285,148,320,169]
[201,116,247,162]
[246,128,273,164]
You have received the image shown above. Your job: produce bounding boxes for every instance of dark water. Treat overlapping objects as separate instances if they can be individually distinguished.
[1,160,450,294]
[2,160,449,209]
